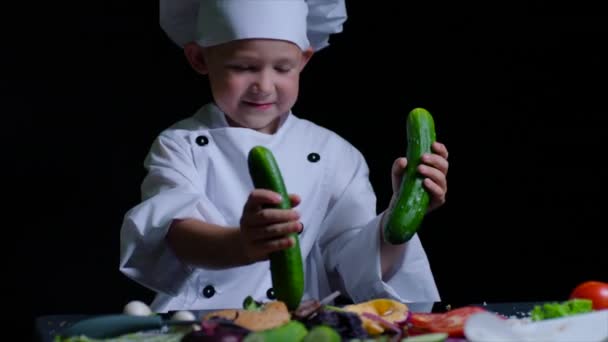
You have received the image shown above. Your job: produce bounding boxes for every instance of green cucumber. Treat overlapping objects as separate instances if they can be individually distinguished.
[247,146,304,311]
[243,321,308,342]
[383,107,437,244]
[402,332,448,342]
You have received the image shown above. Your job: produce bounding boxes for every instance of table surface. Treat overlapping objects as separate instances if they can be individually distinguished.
[35,301,547,342]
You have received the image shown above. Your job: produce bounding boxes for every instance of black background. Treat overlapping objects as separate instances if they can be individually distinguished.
[5,3,608,338]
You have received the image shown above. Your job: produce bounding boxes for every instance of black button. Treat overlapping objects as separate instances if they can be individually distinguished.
[266,288,276,300]
[196,135,209,146]
[202,285,215,298]
[307,152,320,163]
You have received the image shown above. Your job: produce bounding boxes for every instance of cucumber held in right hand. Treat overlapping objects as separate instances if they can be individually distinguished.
[383,107,437,245]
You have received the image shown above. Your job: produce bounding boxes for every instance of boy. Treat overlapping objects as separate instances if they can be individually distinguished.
[120,0,449,312]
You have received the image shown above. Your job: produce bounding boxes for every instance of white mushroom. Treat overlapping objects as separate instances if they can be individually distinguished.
[171,310,200,331]
[171,310,197,321]
[123,300,152,316]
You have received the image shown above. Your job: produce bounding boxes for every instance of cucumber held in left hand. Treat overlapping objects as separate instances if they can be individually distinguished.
[247,146,305,311]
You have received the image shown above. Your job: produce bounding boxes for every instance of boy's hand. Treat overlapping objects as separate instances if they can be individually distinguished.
[391,141,449,213]
[239,189,303,263]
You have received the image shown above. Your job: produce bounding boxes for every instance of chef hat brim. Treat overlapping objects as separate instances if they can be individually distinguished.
[160,0,347,52]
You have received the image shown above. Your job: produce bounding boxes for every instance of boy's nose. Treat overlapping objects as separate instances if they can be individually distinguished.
[251,73,273,94]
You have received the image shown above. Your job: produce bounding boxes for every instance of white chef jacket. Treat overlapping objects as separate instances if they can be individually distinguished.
[119,103,440,313]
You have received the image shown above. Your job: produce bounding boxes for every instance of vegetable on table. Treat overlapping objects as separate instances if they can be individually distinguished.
[530,298,594,321]
[122,301,152,317]
[300,308,369,340]
[401,332,448,342]
[302,325,341,342]
[203,300,290,332]
[569,280,608,310]
[342,298,409,335]
[243,296,264,311]
[242,320,308,342]
[409,306,486,337]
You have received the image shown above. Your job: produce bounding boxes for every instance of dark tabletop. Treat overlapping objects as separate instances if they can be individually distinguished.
[35,301,547,342]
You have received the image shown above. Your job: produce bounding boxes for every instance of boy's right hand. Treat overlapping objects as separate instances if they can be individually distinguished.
[239,189,303,263]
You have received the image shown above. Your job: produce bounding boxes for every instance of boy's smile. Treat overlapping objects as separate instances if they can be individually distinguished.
[242,101,274,110]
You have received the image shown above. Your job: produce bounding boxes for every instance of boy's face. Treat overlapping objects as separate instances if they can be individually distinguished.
[189,39,313,134]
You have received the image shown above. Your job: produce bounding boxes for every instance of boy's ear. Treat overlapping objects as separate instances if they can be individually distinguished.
[184,42,209,75]
[299,47,314,70]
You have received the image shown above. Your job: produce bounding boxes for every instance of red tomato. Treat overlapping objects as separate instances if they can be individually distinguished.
[409,306,486,337]
[570,281,608,310]
[409,312,438,327]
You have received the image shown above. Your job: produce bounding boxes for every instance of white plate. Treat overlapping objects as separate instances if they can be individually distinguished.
[464,309,608,342]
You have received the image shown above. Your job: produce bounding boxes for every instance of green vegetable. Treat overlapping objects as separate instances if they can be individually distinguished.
[243,296,263,311]
[401,332,448,342]
[530,298,593,321]
[383,107,437,244]
[323,305,346,312]
[243,321,308,342]
[247,146,305,311]
[302,325,341,342]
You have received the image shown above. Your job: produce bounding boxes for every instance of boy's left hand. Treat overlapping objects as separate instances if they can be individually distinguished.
[391,141,449,213]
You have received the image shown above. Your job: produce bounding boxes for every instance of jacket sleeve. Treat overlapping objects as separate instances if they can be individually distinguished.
[319,144,440,308]
[119,132,220,296]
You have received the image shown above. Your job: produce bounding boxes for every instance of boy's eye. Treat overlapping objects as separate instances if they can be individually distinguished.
[228,65,256,71]
[275,66,293,73]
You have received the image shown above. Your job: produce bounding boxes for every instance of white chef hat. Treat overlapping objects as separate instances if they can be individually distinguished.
[160,0,347,52]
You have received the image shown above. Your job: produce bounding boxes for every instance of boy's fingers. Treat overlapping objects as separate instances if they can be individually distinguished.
[249,208,300,227]
[243,189,283,213]
[260,236,294,255]
[418,165,447,190]
[258,221,302,240]
[392,157,408,173]
[289,193,302,207]
[423,178,446,209]
[421,154,449,176]
[432,141,449,159]
[391,157,407,191]
[423,178,445,196]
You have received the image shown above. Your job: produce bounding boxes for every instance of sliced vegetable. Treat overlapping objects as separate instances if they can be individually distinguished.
[361,312,402,339]
[342,298,409,335]
[292,299,322,320]
[301,309,368,340]
[402,332,448,342]
[182,319,250,341]
[409,306,486,337]
[203,301,290,332]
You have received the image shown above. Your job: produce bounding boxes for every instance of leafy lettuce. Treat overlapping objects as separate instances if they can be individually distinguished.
[530,298,593,321]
